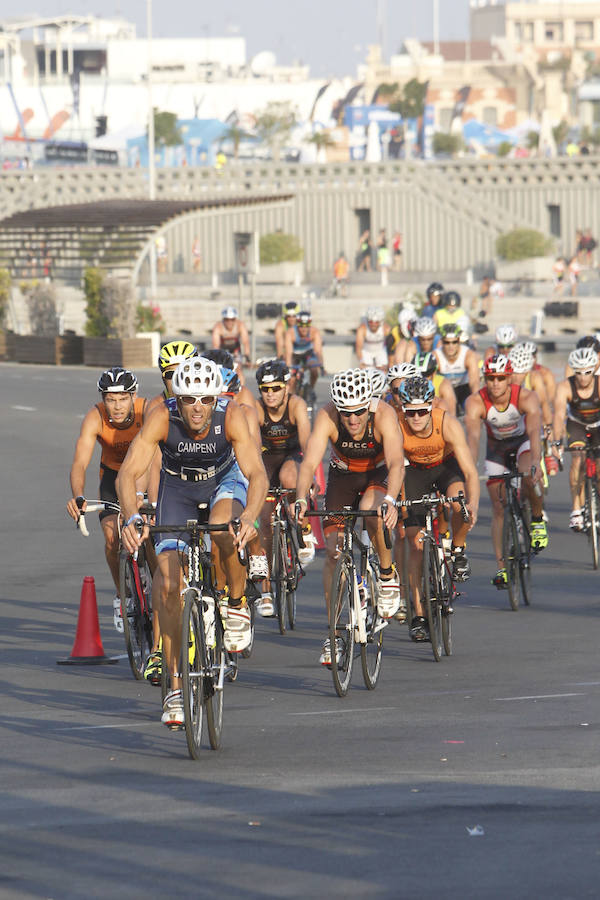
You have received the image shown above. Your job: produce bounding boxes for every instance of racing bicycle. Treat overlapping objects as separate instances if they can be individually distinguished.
[499,451,534,610]
[268,487,303,634]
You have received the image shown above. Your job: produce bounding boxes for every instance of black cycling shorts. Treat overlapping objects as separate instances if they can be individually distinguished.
[402,455,465,528]
[323,464,387,534]
[566,420,600,457]
[99,465,119,521]
[263,449,303,488]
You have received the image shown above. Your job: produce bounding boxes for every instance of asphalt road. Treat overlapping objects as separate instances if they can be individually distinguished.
[1,362,600,900]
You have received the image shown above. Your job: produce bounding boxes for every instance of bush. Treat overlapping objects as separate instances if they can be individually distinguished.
[497,141,513,158]
[26,283,58,335]
[137,303,165,333]
[259,233,304,265]
[103,275,136,339]
[432,132,463,156]
[0,268,11,330]
[496,228,554,261]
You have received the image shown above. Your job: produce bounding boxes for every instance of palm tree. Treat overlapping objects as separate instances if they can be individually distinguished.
[306,130,335,162]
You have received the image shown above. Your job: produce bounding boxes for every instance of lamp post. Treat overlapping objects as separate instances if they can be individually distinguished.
[147,0,157,298]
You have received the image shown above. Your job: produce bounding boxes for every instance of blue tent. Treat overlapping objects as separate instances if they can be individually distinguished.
[127,118,230,167]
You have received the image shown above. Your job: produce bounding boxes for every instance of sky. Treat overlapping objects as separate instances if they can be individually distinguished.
[1,1,472,77]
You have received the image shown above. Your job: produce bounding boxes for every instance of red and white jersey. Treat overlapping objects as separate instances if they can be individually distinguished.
[479,383,525,441]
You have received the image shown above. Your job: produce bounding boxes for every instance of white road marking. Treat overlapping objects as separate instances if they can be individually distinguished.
[11,405,36,411]
[493,692,584,701]
[569,681,600,686]
[289,707,397,716]
[58,722,150,732]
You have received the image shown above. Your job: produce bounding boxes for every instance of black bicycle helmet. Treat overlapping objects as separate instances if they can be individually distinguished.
[426,282,444,301]
[443,290,461,308]
[97,366,137,393]
[414,351,438,377]
[576,335,600,354]
[297,311,312,326]
[256,359,290,385]
[203,347,236,370]
[398,375,435,405]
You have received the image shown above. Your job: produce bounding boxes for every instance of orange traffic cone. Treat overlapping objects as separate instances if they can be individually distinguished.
[308,494,326,551]
[57,576,119,666]
[315,462,326,496]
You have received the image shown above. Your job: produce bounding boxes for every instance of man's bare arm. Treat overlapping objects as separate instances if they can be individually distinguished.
[464,393,484,465]
[67,407,102,519]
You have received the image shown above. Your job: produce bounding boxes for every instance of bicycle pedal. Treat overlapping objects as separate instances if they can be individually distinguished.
[167,723,184,732]
[373,619,388,634]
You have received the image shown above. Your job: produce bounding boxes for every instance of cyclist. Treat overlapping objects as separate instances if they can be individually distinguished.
[67,367,146,633]
[295,368,404,665]
[521,339,557,404]
[434,291,468,333]
[274,301,299,360]
[118,357,268,729]
[397,376,479,641]
[464,354,547,589]
[422,282,444,319]
[386,307,418,365]
[484,324,517,362]
[413,351,457,415]
[564,335,600,379]
[147,340,198,415]
[509,343,555,479]
[252,359,315,616]
[409,317,441,359]
[552,346,600,532]
[212,306,250,365]
[284,309,323,395]
[434,323,480,413]
[355,306,390,370]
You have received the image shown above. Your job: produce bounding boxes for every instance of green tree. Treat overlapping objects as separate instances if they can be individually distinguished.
[84,267,110,337]
[0,268,11,330]
[224,124,249,160]
[152,109,182,147]
[497,141,513,158]
[254,102,297,161]
[552,120,569,147]
[496,228,554,261]
[306,130,335,159]
[526,130,539,150]
[259,233,303,265]
[388,79,428,119]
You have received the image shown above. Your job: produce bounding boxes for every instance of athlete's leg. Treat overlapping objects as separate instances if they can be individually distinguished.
[100,513,121,594]
[155,549,184,687]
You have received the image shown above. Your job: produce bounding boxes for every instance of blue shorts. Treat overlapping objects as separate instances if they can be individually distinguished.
[154,462,248,555]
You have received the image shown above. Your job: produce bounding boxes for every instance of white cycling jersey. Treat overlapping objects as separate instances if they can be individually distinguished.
[436,344,469,386]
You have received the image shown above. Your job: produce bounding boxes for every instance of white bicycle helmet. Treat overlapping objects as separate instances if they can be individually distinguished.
[568,347,599,372]
[172,357,224,397]
[330,368,373,409]
[221,306,238,319]
[520,340,537,356]
[387,363,417,384]
[509,344,534,374]
[495,324,517,347]
[366,305,384,322]
[365,367,387,398]
[413,317,438,338]
[398,308,417,339]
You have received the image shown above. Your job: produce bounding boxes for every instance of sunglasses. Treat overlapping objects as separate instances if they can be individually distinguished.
[497,344,513,350]
[442,339,459,345]
[163,370,175,381]
[339,407,368,418]
[260,384,284,393]
[485,375,508,382]
[576,369,595,376]
[179,395,216,406]
[402,406,432,418]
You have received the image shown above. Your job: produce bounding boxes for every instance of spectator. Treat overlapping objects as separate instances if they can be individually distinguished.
[566,141,580,158]
[392,231,403,271]
[332,252,349,297]
[191,236,202,273]
[155,235,168,274]
[583,228,597,267]
[568,255,582,297]
[377,237,390,273]
[552,256,567,296]
[575,229,585,264]
[357,230,372,271]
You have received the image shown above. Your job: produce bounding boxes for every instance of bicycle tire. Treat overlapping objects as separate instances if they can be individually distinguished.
[502,507,520,611]
[329,553,355,697]
[271,521,287,635]
[205,614,225,749]
[422,541,443,661]
[439,554,453,656]
[586,477,599,570]
[181,589,206,759]
[517,506,532,606]
[285,527,298,629]
[360,559,384,689]
[119,551,153,681]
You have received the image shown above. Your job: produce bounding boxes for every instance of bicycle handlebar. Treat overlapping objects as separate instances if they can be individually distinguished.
[76,498,156,537]
[146,517,247,565]
[399,491,470,523]
[296,503,393,547]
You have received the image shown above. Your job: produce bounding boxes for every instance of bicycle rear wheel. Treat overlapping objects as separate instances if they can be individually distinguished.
[422,542,443,661]
[272,521,287,635]
[205,615,225,749]
[181,590,206,759]
[360,560,384,689]
[517,508,532,606]
[330,553,355,696]
[439,554,453,656]
[285,529,298,630]
[585,477,599,570]
[119,551,153,680]
[502,508,520,611]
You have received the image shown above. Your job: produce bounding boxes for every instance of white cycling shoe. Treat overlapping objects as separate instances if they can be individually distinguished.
[249,554,269,580]
[256,593,275,617]
[298,533,317,565]
[224,602,252,653]
[376,571,401,619]
[113,597,124,633]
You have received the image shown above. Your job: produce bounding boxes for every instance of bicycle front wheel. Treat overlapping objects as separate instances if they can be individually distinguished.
[586,477,599,570]
[181,590,206,759]
[329,553,355,697]
[205,615,225,750]
[439,555,453,656]
[360,559,384,689]
[119,551,153,680]
[285,528,298,630]
[422,541,443,662]
[272,521,287,635]
[502,508,520,611]
[517,507,532,606]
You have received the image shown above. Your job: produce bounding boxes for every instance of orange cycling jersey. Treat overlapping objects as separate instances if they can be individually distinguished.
[330,411,385,473]
[95,398,145,471]
[399,407,452,468]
